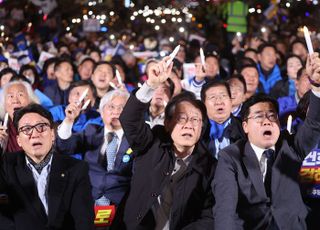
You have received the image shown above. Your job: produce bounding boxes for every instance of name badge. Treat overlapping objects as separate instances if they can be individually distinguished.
[122,155,130,163]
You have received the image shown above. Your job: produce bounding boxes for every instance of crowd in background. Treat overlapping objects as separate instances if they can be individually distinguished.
[1,1,320,229]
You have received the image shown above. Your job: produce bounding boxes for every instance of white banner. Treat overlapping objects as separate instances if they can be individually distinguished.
[37,51,55,69]
[8,58,20,72]
[83,19,100,32]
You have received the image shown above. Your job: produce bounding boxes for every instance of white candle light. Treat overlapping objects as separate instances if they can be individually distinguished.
[166,45,180,68]
[115,69,123,85]
[109,82,117,89]
[287,115,292,134]
[78,88,89,105]
[3,113,8,128]
[200,47,206,72]
[81,99,91,110]
[303,26,314,54]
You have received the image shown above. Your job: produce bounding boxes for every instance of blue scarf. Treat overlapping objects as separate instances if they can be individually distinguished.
[209,118,231,141]
[288,78,296,96]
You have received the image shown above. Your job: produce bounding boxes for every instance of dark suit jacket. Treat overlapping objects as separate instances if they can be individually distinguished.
[213,92,320,230]
[0,151,94,230]
[43,81,70,106]
[56,124,134,206]
[270,77,290,99]
[119,93,216,230]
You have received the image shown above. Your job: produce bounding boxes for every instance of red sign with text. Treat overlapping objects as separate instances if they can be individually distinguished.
[94,205,116,227]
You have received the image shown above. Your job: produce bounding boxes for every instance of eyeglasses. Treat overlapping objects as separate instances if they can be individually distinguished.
[230,86,245,93]
[18,123,51,135]
[206,94,230,101]
[176,114,202,126]
[245,112,278,123]
[107,104,125,112]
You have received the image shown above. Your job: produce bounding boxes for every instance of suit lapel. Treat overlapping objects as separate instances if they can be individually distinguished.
[97,144,105,167]
[96,134,106,167]
[242,142,267,198]
[15,154,48,223]
[272,139,286,196]
[96,133,130,169]
[47,154,68,224]
[224,117,236,140]
[115,137,130,167]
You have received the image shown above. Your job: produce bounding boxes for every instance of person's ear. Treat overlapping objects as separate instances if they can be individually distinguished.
[258,53,262,62]
[16,135,22,147]
[50,129,55,142]
[242,121,249,134]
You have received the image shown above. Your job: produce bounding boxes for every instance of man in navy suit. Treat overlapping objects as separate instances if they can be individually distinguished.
[213,53,320,230]
[0,104,94,230]
[200,79,246,159]
[56,89,133,207]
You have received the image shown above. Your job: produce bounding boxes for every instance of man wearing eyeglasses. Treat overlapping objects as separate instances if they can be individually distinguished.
[0,104,94,230]
[213,53,320,230]
[55,89,134,227]
[118,56,215,229]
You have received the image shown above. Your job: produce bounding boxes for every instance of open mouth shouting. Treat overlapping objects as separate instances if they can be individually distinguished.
[13,107,22,112]
[30,141,44,150]
[216,106,225,114]
[263,130,272,137]
[181,132,194,139]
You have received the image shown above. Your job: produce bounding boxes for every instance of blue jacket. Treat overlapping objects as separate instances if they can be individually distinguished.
[257,64,282,94]
[277,95,306,132]
[55,124,134,206]
[278,95,297,119]
[34,89,54,108]
[50,105,103,160]
[49,105,103,132]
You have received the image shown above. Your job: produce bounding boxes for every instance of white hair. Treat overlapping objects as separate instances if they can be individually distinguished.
[0,80,40,119]
[99,89,129,113]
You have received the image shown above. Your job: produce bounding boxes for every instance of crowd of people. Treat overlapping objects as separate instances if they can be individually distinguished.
[0,5,320,229]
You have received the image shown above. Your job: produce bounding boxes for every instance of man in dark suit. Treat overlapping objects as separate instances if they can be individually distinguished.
[201,79,246,159]
[213,52,320,230]
[0,104,94,230]
[119,56,216,229]
[56,89,133,207]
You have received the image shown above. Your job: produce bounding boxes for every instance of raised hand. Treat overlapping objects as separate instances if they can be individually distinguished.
[306,52,320,91]
[147,56,173,89]
[65,102,82,124]
[195,63,206,82]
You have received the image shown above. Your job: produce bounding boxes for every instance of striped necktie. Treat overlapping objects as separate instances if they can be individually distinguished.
[106,132,118,171]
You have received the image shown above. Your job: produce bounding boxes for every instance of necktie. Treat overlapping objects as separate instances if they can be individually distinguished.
[155,158,188,230]
[106,132,118,171]
[263,149,275,198]
[171,158,188,183]
[95,195,111,206]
